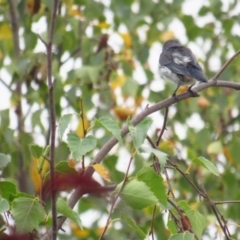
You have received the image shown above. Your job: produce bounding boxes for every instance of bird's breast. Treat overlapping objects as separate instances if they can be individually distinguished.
[159,66,196,86]
[159,66,181,85]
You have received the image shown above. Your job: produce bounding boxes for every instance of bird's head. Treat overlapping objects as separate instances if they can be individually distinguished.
[163,39,182,50]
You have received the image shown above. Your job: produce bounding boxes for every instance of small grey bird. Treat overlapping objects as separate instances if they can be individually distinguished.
[159,39,207,97]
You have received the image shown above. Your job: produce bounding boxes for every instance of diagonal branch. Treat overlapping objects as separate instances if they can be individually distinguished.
[212,49,240,81]
[40,50,240,239]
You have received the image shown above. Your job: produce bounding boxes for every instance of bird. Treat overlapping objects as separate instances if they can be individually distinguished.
[159,39,207,97]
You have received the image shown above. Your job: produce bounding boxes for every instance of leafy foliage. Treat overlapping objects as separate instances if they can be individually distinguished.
[0,0,240,239]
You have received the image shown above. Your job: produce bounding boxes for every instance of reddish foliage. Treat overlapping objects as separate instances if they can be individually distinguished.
[0,233,35,240]
[41,171,115,201]
[180,215,192,231]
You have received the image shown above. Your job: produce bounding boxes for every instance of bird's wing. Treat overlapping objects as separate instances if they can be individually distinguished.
[160,47,192,76]
[175,47,207,82]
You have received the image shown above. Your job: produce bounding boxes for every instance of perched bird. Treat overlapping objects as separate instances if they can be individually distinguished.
[159,39,207,97]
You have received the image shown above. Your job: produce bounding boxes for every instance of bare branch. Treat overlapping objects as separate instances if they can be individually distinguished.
[39,0,60,239]
[156,107,169,146]
[8,0,28,192]
[212,49,240,81]
[99,153,134,239]
[214,200,240,205]
[149,205,157,240]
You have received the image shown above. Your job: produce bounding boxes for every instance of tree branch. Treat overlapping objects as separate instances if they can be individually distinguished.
[212,49,240,81]
[41,50,240,238]
[8,0,28,192]
[99,153,134,239]
[38,1,59,239]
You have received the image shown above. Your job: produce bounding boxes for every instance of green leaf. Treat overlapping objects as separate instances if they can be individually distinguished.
[67,133,97,160]
[11,197,45,233]
[0,198,10,214]
[207,141,222,154]
[59,114,74,140]
[137,167,167,208]
[168,232,195,240]
[120,212,147,238]
[119,179,158,209]
[167,218,177,235]
[187,210,206,238]
[55,161,78,174]
[0,153,10,168]
[122,77,139,96]
[193,156,220,176]
[128,118,153,149]
[95,117,122,143]
[57,199,82,228]
[0,109,9,127]
[75,65,101,83]
[140,146,168,171]
[177,200,206,237]
[0,181,17,201]
[178,200,192,212]
[29,144,43,159]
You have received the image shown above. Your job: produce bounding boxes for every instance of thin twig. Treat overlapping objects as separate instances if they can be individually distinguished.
[156,107,169,146]
[9,0,27,192]
[164,168,175,199]
[149,205,157,240]
[0,78,13,92]
[200,185,231,240]
[60,47,81,65]
[38,1,59,239]
[80,98,86,169]
[214,200,240,205]
[168,199,200,240]
[212,49,240,81]
[166,161,205,197]
[99,153,135,240]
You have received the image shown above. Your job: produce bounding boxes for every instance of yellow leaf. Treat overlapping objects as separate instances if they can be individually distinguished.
[197,96,210,109]
[109,72,126,90]
[134,95,144,107]
[207,141,222,154]
[189,202,200,210]
[159,139,175,155]
[0,23,12,40]
[121,48,133,61]
[92,164,111,182]
[96,227,106,236]
[29,157,49,192]
[76,113,90,138]
[70,222,90,237]
[68,159,76,168]
[0,51,3,61]
[97,21,110,29]
[62,0,72,7]
[120,32,132,47]
[113,106,135,121]
[25,0,41,15]
[160,30,175,42]
[69,7,84,19]
[223,147,234,164]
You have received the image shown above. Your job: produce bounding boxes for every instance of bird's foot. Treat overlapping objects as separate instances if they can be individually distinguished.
[187,86,199,97]
[172,93,179,101]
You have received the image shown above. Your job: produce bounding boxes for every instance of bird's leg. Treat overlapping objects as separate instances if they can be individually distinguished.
[187,85,199,97]
[172,85,180,101]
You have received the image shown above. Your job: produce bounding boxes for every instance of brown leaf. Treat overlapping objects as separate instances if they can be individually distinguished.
[180,215,192,231]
